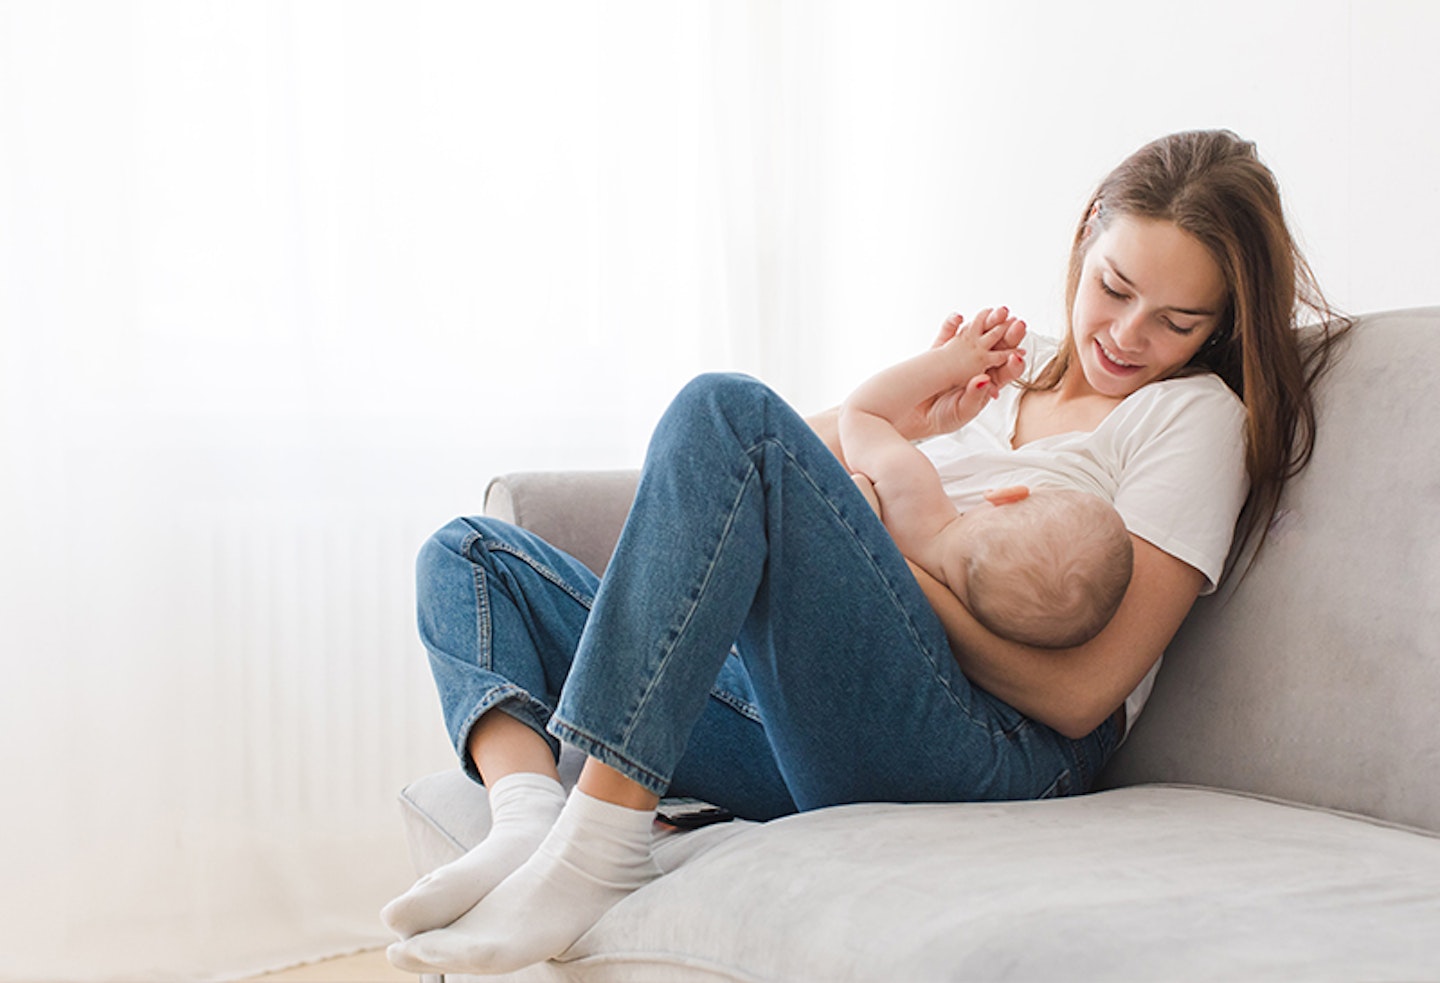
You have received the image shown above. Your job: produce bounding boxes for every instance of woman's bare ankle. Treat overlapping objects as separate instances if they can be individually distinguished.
[468,711,561,786]
[576,757,660,811]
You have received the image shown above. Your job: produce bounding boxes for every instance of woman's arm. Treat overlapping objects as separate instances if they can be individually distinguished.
[909,533,1206,739]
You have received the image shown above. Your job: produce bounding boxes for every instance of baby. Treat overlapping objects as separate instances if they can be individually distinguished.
[839,309,1132,649]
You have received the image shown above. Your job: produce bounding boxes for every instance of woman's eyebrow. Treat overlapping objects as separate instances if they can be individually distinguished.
[1106,259,1218,317]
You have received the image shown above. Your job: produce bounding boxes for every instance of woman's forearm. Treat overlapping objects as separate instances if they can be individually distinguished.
[907,535,1206,739]
[909,562,1103,736]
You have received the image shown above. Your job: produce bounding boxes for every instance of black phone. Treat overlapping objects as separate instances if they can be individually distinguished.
[656,797,735,829]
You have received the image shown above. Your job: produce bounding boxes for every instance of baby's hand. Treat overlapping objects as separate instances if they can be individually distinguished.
[933,308,1020,348]
[939,307,1026,372]
[934,308,1027,395]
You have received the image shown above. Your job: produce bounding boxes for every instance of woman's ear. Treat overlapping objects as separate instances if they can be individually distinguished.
[1080,199,1103,241]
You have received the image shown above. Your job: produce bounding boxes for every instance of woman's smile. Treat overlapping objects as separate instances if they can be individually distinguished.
[1093,337,1142,374]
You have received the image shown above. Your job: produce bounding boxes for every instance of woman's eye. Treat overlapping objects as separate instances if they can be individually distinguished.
[1099,278,1126,300]
[1164,318,1197,337]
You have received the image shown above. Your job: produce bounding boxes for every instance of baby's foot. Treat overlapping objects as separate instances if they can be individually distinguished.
[380,772,565,937]
[387,788,662,975]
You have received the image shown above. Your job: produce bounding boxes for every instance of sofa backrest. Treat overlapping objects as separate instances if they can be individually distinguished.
[484,469,639,577]
[1102,307,1440,834]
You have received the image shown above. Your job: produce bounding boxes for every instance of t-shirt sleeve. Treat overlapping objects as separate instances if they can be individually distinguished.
[1112,378,1250,595]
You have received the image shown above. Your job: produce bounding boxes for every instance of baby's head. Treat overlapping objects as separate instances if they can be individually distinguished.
[950,489,1132,649]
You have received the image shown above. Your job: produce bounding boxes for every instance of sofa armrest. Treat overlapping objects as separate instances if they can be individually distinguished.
[483,469,640,576]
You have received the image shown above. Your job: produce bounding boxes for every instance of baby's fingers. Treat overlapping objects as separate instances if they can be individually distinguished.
[976,308,1021,344]
[932,313,963,350]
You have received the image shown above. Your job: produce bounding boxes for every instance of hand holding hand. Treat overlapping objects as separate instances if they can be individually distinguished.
[914,307,1027,437]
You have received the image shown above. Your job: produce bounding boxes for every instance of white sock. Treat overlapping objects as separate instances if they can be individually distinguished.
[387,787,662,975]
[380,771,565,938]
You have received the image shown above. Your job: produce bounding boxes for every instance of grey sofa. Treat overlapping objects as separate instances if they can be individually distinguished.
[395,307,1440,982]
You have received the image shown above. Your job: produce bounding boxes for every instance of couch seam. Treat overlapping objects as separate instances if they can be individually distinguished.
[398,784,468,854]
[1140,782,1440,841]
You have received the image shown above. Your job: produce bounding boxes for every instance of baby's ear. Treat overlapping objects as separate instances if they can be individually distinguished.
[983,485,1030,507]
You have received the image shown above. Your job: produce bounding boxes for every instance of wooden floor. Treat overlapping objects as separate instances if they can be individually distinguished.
[243,948,414,982]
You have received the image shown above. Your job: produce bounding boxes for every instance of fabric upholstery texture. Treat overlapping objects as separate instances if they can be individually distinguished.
[1101,307,1440,833]
[403,307,1440,981]
[483,469,639,577]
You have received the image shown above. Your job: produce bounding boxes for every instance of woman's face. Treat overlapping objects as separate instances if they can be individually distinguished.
[1069,215,1229,400]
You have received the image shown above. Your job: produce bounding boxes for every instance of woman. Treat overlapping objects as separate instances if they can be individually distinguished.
[385,130,1349,975]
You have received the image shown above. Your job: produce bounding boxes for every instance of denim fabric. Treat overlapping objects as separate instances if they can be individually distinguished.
[416,515,793,819]
[416,373,1120,821]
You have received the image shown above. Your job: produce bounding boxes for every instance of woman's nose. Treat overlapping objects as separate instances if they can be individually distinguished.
[1111,312,1146,353]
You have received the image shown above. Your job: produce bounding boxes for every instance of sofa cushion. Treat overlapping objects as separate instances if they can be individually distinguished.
[399,774,1440,982]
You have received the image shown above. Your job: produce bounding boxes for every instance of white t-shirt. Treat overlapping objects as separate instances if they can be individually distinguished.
[917,339,1250,727]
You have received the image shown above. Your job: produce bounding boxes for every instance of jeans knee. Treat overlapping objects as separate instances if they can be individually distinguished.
[678,371,767,405]
[420,515,476,558]
[665,372,778,434]
[416,516,490,589]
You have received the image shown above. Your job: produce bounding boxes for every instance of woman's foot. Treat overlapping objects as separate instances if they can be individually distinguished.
[387,787,662,974]
[380,771,566,937]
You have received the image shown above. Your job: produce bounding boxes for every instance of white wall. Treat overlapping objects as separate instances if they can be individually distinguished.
[771,0,1440,412]
[0,3,714,979]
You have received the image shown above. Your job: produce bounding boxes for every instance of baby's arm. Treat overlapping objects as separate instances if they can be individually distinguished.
[853,308,1023,440]
[840,399,962,575]
[840,309,1021,574]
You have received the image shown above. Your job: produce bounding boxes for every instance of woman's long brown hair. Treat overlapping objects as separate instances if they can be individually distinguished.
[1028,130,1352,578]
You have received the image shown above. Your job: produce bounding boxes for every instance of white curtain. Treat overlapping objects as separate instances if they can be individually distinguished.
[0,2,793,979]
[5,1,1437,979]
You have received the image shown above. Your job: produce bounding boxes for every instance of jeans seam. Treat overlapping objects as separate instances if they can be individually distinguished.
[452,521,582,777]
[709,684,764,724]
[1040,768,1074,799]
[461,530,494,672]
[547,716,670,796]
[620,460,758,749]
[748,435,986,730]
[998,710,1038,741]
[456,685,559,779]
[463,522,597,611]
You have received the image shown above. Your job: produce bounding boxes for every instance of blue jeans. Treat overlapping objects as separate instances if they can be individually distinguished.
[417,374,1121,821]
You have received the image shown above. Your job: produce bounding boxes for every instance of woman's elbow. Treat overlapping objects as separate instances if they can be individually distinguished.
[1053,708,1114,742]
[1038,689,1124,741]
